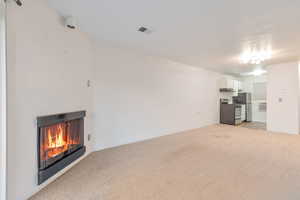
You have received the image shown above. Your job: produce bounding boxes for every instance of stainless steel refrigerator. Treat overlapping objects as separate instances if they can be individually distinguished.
[233,93,252,122]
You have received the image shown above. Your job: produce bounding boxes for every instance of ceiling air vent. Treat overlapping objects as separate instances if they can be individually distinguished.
[138,26,152,34]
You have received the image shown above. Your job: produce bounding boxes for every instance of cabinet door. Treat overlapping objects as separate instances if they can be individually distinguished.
[218,78,227,88]
[227,79,234,89]
[238,81,243,91]
[233,80,239,91]
[218,77,236,89]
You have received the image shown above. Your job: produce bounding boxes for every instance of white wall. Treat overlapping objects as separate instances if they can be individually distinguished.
[267,62,299,134]
[6,0,223,199]
[6,0,94,199]
[92,44,222,150]
[0,0,6,199]
[242,75,267,122]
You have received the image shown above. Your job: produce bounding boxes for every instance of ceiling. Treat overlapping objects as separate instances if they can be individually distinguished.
[48,0,300,75]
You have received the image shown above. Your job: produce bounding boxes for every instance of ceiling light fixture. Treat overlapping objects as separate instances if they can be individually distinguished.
[240,47,272,65]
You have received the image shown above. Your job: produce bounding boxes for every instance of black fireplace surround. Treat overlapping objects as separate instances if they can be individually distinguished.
[37,111,86,185]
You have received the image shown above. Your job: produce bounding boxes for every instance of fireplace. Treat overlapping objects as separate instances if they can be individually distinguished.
[37,111,86,184]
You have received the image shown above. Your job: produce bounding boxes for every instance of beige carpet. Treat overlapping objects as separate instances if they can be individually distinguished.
[30,125,300,200]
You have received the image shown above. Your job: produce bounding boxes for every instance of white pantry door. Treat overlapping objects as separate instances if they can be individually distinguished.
[0,0,6,199]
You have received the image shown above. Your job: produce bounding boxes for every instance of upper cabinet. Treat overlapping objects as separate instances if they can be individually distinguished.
[219,77,242,93]
[233,80,239,92]
[219,77,234,91]
[238,81,243,91]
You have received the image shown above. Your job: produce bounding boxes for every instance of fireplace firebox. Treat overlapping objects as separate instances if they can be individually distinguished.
[37,111,86,184]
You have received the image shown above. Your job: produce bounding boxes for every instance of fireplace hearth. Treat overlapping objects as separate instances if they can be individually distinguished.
[37,111,86,184]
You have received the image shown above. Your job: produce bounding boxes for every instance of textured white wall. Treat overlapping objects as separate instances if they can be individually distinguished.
[6,0,223,199]
[267,62,299,134]
[6,0,94,199]
[0,0,6,199]
[92,45,221,150]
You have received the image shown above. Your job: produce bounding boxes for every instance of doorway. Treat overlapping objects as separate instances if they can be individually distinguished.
[240,74,267,130]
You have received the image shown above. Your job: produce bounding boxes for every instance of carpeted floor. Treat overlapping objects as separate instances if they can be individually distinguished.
[30,125,300,200]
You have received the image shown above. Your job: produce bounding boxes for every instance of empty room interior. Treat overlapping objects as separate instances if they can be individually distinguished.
[2,0,300,199]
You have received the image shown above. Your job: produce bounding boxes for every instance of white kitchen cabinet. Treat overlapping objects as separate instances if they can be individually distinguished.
[238,81,243,91]
[233,80,244,92]
[232,80,240,96]
[219,77,243,96]
[233,80,239,92]
[219,77,234,89]
[219,77,243,93]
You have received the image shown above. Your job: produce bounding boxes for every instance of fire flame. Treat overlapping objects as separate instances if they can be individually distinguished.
[41,122,79,160]
[47,124,66,148]
[44,123,69,158]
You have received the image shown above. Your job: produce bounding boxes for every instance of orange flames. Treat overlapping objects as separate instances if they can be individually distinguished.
[41,123,78,159]
[45,123,68,158]
[47,124,66,148]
